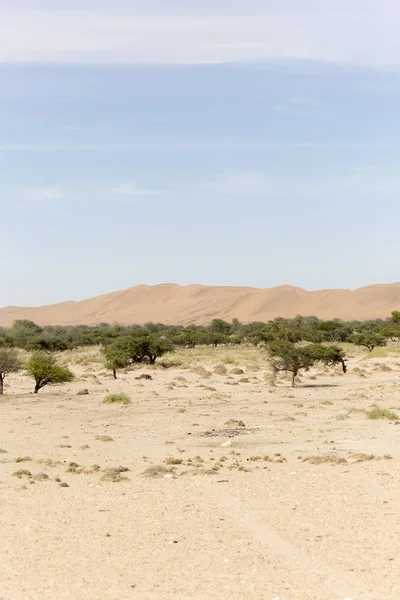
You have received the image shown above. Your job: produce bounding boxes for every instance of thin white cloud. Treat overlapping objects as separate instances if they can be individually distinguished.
[3,141,400,153]
[2,181,158,203]
[103,182,158,197]
[197,166,400,199]
[1,2,400,66]
[24,186,66,201]
[200,171,271,196]
[4,167,400,205]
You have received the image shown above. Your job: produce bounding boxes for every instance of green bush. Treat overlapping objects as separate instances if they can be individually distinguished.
[366,406,399,420]
[103,393,131,405]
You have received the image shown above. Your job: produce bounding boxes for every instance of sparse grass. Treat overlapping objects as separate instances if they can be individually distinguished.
[141,465,176,478]
[37,458,62,467]
[34,472,49,481]
[366,406,399,420]
[12,469,32,478]
[224,419,246,428]
[59,346,103,366]
[350,453,393,462]
[158,358,184,369]
[167,345,265,369]
[66,461,80,473]
[350,453,376,462]
[165,457,183,465]
[302,455,348,465]
[228,461,241,470]
[96,435,114,442]
[250,454,287,463]
[103,393,131,405]
[101,466,130,482]
[363,342,400,359]
[15,456,31,463]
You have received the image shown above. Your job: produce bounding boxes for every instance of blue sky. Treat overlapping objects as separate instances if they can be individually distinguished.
[1,1,400,306]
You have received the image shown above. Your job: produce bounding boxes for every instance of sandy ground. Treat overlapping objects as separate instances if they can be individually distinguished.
[1,348,400,599]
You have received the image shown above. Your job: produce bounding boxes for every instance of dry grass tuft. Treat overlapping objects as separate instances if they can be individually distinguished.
[12,469,32,478]
[15,456,32,463]
[101,466,130,482]
[302,455,347,465]
[165,457,183,465]
[366,406,399,420]
[141,465,176,478]
[59,346,103,366]
[224,419,246,428]
[350,453,393,462]
[34,472,50,481]
[37,458,62,468]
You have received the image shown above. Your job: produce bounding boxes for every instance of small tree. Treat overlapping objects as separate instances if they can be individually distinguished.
[349,333,387,353]
[391,311,400,324]
[317,321,352,342]
[0,348,22,395]
[10,320,43,349]
[143,336,175,365]
[126,332,175,365]
[27,351,74,393]
[201,331,230,347]
[210,319,232,335]
[176,330,199,349]
[103,339,131,379]
[29,336,71,352]
[267,341,347,387]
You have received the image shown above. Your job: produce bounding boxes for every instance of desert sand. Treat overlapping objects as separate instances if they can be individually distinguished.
[1,344,400,599]
[1,282,400,326]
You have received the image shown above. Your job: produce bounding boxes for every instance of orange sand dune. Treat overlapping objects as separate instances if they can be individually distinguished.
[1,282,400,326]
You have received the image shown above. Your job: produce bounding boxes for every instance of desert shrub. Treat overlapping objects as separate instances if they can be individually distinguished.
[103,393,131,405]
[366,406,399,420]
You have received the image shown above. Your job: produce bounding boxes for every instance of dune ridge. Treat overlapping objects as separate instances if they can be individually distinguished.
[1,282,400,326]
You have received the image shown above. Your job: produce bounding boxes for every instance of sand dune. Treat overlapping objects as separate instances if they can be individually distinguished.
[1,282,400,326]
